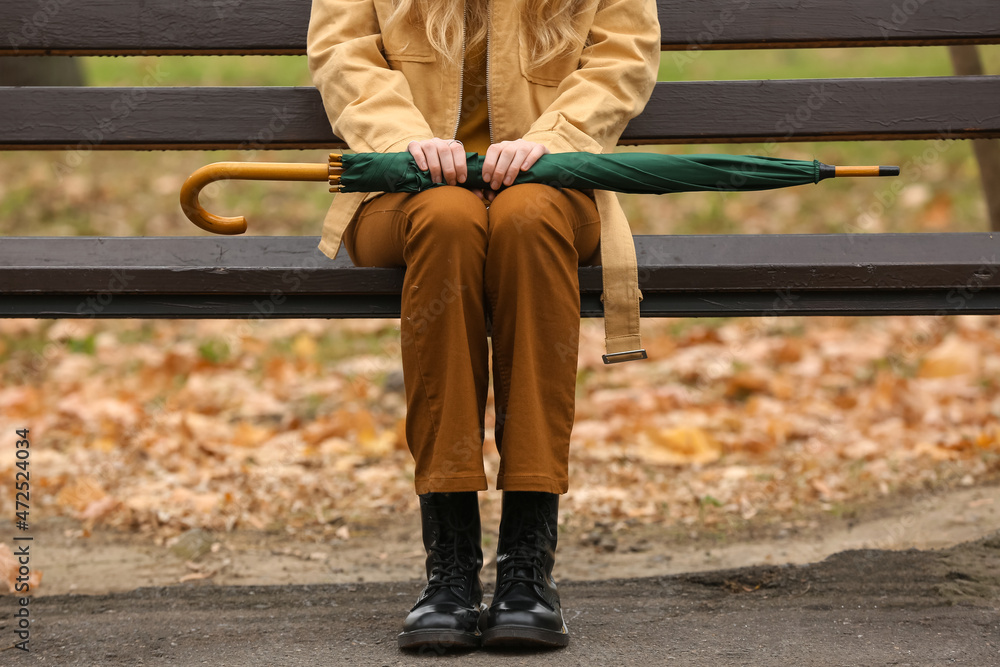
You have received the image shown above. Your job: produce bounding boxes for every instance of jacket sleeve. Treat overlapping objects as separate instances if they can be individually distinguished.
[307,0,436,153]
[521,0,660,154]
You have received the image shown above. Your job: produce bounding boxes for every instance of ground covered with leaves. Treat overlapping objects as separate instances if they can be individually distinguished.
[1,314,997,579]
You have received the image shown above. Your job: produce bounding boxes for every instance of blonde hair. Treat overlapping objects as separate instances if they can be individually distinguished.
[385,0,591,68]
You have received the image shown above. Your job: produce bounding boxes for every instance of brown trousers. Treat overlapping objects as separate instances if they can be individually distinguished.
[343,184,601,495]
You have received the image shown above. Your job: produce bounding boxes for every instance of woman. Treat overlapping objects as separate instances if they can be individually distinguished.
[307,0,660,650]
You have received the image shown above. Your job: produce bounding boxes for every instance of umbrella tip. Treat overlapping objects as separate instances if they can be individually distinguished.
[880,166,901,177]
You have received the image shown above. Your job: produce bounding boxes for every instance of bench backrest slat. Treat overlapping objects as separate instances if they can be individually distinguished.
[2,77,998,150]
[2,0,998,55]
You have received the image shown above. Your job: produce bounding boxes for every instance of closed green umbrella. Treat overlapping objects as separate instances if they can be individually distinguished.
[330,151,897,195]
[181,152,898,234]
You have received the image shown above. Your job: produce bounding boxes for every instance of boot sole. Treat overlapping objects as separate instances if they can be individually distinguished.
[482,624,569,649]
[397,629,481,651]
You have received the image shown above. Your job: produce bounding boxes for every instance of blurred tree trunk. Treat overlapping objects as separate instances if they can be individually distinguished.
[0,56,85,86]
[948,46,1000,232]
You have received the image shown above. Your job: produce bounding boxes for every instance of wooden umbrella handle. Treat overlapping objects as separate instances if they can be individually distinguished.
[180,161,334,234]
[835,166,901,177]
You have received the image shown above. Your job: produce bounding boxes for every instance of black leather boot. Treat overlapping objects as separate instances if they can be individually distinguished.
[481,491,569,648]
[398,491,485,650]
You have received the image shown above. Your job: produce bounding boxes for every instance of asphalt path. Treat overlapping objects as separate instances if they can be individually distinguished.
[3,535,998,666]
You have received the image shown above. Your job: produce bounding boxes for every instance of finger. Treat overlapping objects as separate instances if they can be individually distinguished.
[491,147,515,190]
[501,147,532,186]
[450,142,468,183]
[424,145,443,184]
[520,144,548,172]
[437,145,458,186]
[482,143,502,184]
[408,142,428,171]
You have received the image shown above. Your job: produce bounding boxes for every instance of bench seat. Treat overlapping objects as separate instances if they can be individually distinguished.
[3,234,998,318]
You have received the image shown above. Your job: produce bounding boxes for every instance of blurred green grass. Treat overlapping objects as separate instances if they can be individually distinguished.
[0,46,996,237]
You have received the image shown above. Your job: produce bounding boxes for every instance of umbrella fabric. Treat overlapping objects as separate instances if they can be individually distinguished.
[337,151,822,195]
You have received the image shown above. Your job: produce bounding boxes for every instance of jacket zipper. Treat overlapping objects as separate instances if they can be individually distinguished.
[486,0,493,145]
[452,2,468,141]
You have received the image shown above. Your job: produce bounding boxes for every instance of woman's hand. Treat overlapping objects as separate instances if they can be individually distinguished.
[407,138,468,186]
[479,139,550,203]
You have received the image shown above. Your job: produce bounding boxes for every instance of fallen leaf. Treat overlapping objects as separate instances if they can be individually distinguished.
[78,496,120,522]
[636,427,722,465]
[918,335,979,378]
[57,477,107,513]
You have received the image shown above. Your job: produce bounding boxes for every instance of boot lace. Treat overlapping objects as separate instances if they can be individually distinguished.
[495,537,546,597]
[425,551,472,594]
[424,515,479,595]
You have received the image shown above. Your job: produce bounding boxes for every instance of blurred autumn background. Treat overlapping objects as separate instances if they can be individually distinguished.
[0,47,999,593]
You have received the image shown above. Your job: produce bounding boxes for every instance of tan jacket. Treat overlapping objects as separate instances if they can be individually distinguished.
[307,0,661,362]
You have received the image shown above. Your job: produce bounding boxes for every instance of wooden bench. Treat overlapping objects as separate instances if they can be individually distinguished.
[2,0,1000,329]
